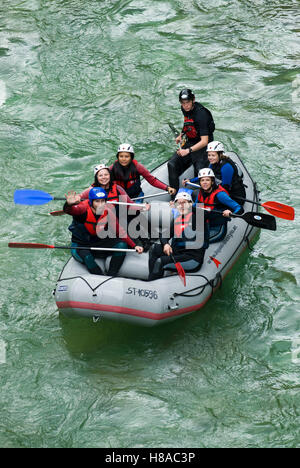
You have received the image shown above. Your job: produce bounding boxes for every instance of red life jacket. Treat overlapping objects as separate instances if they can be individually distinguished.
[113,159,140,190]
[107,182,119,202]
[183,116,198,140]
[83,201,108,237]
[197,185,229,210]
[90,182,119,202]
[174,212,193,238]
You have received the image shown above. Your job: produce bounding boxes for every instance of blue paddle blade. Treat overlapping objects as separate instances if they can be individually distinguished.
[14,189,54,205]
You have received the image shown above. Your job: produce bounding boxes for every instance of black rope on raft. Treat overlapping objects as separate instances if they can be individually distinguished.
[174,272,222,298]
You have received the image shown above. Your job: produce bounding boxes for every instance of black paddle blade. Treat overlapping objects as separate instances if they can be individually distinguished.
[241,212,277,231]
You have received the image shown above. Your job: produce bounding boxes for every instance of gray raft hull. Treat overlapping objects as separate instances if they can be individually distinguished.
[54,152,259,326]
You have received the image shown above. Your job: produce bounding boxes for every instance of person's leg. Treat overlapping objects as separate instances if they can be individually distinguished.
[106,241,128,276]
[192,148,209,177]
[167,151,192,196]
[71,243,103,275]
[148,243,165,280]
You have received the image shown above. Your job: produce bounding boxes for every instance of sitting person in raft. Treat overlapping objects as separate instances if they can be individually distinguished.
[195,168,244,242]
[63,187,143,276]
[110,143,176,201]
[183,141,246,204]
[80,163,136,205]
[148,191,208,281]
[79,163,150,220]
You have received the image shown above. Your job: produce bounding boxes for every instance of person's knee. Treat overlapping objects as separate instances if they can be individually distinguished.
[167,159,176,172]
[148,258,163,280]
[84,253,103,274]
[112,241,127,256]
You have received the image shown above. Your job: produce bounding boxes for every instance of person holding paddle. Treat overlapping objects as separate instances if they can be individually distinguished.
[148,191,208,281]
[183,141,246,203]
[110,143,176,201]
[63,187,143,276]
[167,89,215,197]
[196,168,244,241]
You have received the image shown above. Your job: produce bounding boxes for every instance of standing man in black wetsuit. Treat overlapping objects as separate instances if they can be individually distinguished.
[167,89,215,197]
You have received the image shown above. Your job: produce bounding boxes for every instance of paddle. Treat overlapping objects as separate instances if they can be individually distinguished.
[197,205,276,230]
[170,253,186,286]
[234,197,294,221]
[227,211,276,230]
[14,189,65,205]
[49,190,170,216]
[8,242,136,253]
[133,191,169,201]
[49,210,66,217]
[167,122,179,136]
[186,182,294,221]
[167,122,187,148]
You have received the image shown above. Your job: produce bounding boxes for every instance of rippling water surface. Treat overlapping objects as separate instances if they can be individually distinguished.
[0,0,299,448]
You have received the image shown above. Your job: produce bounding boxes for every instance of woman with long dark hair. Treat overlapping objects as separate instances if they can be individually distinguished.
[80,163,133,204]
[110,143,176,200]
[183,141,246,203]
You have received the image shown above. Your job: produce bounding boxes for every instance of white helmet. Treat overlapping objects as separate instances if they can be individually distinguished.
[175,192,193,203]
[207,141,224,152]
[94,164,110,176]
[198,168,215,179]
[117,143,134,154]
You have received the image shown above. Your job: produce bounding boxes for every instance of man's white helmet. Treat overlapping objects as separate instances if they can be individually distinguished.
[175,192,193,202]
[94,164,109,176]
[207,141,224,152]
[117,143,134,154]
[198,168,215,179]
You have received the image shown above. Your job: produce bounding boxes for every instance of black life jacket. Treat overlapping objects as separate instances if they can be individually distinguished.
[182,102,215,143]
[112,160,141,198]
[210,157,246,203]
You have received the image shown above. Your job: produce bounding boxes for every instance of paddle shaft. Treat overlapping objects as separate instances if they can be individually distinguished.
[8,243,135,252]
[50,191,169,216]
[133,191,168,201]
[186,182,293,219]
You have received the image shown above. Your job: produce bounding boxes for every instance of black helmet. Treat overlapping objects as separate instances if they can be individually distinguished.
[179,89,194,102]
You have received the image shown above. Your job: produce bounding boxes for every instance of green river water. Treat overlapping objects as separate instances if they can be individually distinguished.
[0,0,299,448]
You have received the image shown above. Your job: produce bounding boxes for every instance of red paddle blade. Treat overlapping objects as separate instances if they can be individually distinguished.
[210,256,222,268]
[50,210,66,216]
[175,262,186,286]
[8,243,54,249]
[262,201,294,220]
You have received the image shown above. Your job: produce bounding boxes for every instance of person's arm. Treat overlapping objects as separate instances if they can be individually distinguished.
[216,192,243,215]
[160,215,174,248]
[63,191,87,215]
[220,164,234,189]
[79,186,92,200]
[187,135,209,153]
[136,162,168,191]
[107,207,136,249]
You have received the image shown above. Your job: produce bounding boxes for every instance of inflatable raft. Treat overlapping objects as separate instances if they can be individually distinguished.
[54,152,260,326]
